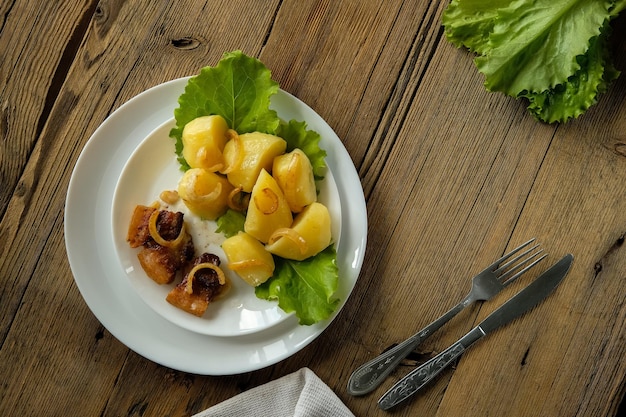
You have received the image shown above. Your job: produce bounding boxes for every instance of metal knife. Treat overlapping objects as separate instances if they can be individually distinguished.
[377,253,574,411]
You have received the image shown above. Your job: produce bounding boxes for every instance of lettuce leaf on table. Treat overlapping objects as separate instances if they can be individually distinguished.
[442,0,625,123]
[522,22,621,123]
[441,0,516,54]
[171,51,339,325]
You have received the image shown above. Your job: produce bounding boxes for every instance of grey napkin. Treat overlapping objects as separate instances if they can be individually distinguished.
[193,368,355,417]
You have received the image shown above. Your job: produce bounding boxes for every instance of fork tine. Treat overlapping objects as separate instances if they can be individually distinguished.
[497,243,541,272]
[495,245,546,284]
[488,238,536,269]
[489,238,545,283]
[499,252,547,285]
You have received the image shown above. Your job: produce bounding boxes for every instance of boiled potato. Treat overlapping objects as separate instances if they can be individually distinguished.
[222,132,286,192]
[273,149,317,212]
[182,115,229,171]
[265,202,331,261]
[178,168,234,220]
[222,232,275,286]
[244,169,292,243]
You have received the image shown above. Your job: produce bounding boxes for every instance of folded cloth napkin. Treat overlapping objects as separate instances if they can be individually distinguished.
[193,367,355,417]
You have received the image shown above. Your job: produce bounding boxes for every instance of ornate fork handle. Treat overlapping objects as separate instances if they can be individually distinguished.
[347,295,472,396]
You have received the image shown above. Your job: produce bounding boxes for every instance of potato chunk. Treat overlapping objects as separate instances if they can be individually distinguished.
[265,202,331,261]
[182,115,229,171]
[222,132,286,192]
[178,168,234,220]
[222,232,275,286]
[273,149,317,212]
[244,169,292,243]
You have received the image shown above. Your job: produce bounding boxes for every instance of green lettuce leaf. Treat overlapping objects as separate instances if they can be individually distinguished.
[442,0,515,54]
[215,209,246,238]
[442,0,624,123]
[170,50,281,169]
[475,0,611,96]
[522,24,620,123]
[612,0,626,14]
[255,245,339,325]
[277,120,327,180]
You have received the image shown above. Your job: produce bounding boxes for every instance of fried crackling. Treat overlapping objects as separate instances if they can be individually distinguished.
[137,244,180,285]
[127,205,156,248]
[127,205,194,285]
[166,253,230,317]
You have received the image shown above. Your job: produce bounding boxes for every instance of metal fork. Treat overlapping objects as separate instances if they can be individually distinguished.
[346,238,546,396]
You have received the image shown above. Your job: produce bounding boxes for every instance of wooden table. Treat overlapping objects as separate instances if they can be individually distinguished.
[1,1,625,415]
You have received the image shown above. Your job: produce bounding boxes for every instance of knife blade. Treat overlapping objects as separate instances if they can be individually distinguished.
[378,253,574,411]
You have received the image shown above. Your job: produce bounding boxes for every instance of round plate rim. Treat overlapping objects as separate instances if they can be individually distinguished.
[64,77,367,375]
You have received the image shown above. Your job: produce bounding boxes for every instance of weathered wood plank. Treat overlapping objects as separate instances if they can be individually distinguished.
[0,0,98,216]
[0,0,99,353]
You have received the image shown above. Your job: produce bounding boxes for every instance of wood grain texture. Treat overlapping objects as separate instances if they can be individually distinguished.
[0,1,98,214]
[1,0,624,416]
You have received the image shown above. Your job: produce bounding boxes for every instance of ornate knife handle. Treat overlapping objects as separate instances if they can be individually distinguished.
[377,327,484,410]
[347,299,469,396]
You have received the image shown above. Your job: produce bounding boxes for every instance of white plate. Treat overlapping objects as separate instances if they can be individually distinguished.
[64,78,367,375]
[111,118,342,336]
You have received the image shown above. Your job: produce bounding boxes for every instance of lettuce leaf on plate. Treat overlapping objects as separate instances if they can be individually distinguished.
[278,120,327,180]
[170,51,339,325]
[215,209,246,238]
[170,50,280,169]
[442,0,625,123]
[256,245,339,326]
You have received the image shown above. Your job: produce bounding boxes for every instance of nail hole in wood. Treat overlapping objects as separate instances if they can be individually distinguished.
[171,37,200,50]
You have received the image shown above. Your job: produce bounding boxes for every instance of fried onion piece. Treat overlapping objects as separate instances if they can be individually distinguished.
[220,129,242,174]
[267,227,308,255]
[227,187,250,212]
[148,209,187,248]
[166,253,229,317]
[253,187,279,214]
[184,262,227,295]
